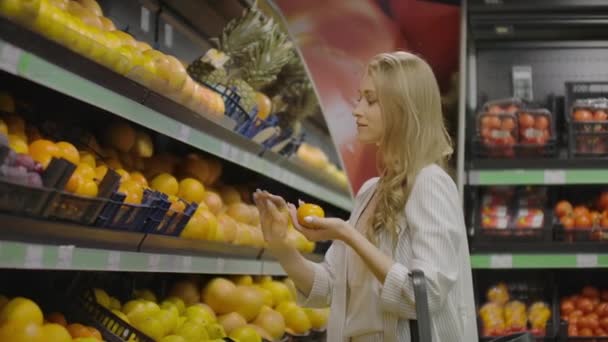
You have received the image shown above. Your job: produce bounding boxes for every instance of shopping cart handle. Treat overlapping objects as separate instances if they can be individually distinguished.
[409,269,432,342]
[489,332,535,342]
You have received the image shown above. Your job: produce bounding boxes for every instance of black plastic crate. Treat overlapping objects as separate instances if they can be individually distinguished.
[564,82,608,158]
[475,270,558,341]
[145,196,197,236]
[96,190,157,232]
[470,187,552,244]
[555,270,608,341]
[43,190,112,225]
[66,289,154,342]
[0,178,53,217]
[157,9,210,63]
[97,0,159,47]
[552,186,608,243]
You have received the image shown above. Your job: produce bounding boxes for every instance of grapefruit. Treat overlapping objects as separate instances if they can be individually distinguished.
[253,307,286,340]
[233,286,264,322]
[202,278,236,315]
[0,297,43,327]
[229,325,262,342]
[218,312,247,335]
[169,280,200,306]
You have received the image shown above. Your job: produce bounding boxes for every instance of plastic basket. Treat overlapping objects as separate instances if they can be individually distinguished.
[44,190,111,225]
[67,289,154,342]
[0,178,53,217]
[471,187,552,244]
[96,190,157,232]
[564,82,608,158]
[144,196,197,236]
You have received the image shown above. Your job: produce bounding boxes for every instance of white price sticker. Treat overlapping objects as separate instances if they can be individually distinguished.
[164,23,173,47]
[576,254,598,268]
[490,254,513,268]
[140,7,150,32]
[221,143,240,162]
[25,245,43,268]
[178,124,191,142]
[107,251,121,270]
[57,245,74,268]
[148,254,161,271]
[216,258,225,273]
[182,256,192,271]
[544,170,566,184]
[0,43,22,75]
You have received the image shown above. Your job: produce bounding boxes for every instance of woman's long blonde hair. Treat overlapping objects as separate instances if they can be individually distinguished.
[367,51,453,244]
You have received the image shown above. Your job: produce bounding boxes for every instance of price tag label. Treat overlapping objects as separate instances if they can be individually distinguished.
[0,43,22,75]
[148,254,161,271]
[25,245,43,268]
[490,254,513,268]
[544,170,566,184]
[216,258,225,273]
[140,7,150,32]
[107,251,121,271]
[576,254,598,268]
[181,256,192,272]
[164,23,173,47]
[57,245,74,268]
[178,124,191,142]
[221,143,240,162]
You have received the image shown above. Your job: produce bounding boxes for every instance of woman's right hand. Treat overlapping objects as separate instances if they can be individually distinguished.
[253,190,293,254]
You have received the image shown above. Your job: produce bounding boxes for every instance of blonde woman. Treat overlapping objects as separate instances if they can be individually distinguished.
[253,51,477,341]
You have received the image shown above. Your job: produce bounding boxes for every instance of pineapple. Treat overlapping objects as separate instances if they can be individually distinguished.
[240,29,294,89]
[187,1,295,115]
[227,78,257,114]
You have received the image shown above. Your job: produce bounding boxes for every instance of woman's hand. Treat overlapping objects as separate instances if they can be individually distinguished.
[287,202,351,242]
[253,190,292,254]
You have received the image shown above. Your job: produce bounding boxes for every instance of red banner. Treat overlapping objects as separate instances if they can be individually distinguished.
[276,0,460,193]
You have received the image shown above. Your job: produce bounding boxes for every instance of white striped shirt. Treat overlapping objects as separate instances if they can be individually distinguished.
[298,164,478,342]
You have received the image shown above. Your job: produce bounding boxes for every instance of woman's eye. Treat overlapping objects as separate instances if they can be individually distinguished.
[367,98,377,105]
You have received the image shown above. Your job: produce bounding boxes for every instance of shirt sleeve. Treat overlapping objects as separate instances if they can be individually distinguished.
[296,177,378,308]
[380,166,462,318]
[296,241,343,308]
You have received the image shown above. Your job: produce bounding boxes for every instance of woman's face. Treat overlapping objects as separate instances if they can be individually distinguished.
[353,72,384,144]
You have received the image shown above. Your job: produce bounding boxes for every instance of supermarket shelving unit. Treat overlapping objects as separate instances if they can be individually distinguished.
[0,0,348,284]
[459,0,608,340]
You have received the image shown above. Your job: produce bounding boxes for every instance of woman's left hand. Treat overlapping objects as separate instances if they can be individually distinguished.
[287,203,351,242]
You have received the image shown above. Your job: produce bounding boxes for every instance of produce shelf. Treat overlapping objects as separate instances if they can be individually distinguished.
[0,18,353,211]
[0,214,290,275]
[468,169,608,185]
[471,253,608,269]
[0,239,296,275]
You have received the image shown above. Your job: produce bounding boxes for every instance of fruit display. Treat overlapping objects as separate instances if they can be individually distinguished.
[478,187,545,237]
[478,282,552,337]
[0,92,319,252]
[554,190,608,241]
[475,98,555,158]
[83,276,330,342]
[186,4,293,115]
[0,0,224,118]
[569,98,608,156]
[295,143,348,190]
[0,295,105,341]
[560,286,608,337]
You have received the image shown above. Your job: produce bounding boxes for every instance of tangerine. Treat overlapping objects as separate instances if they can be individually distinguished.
[297,203,325,228]
[28,139,59,167]
[56,141,80,165]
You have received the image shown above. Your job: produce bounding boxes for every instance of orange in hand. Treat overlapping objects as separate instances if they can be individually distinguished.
[297,203,325,228]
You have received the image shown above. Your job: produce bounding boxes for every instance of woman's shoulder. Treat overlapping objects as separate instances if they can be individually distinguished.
[410,164,458,197]
[356,177,380,197]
